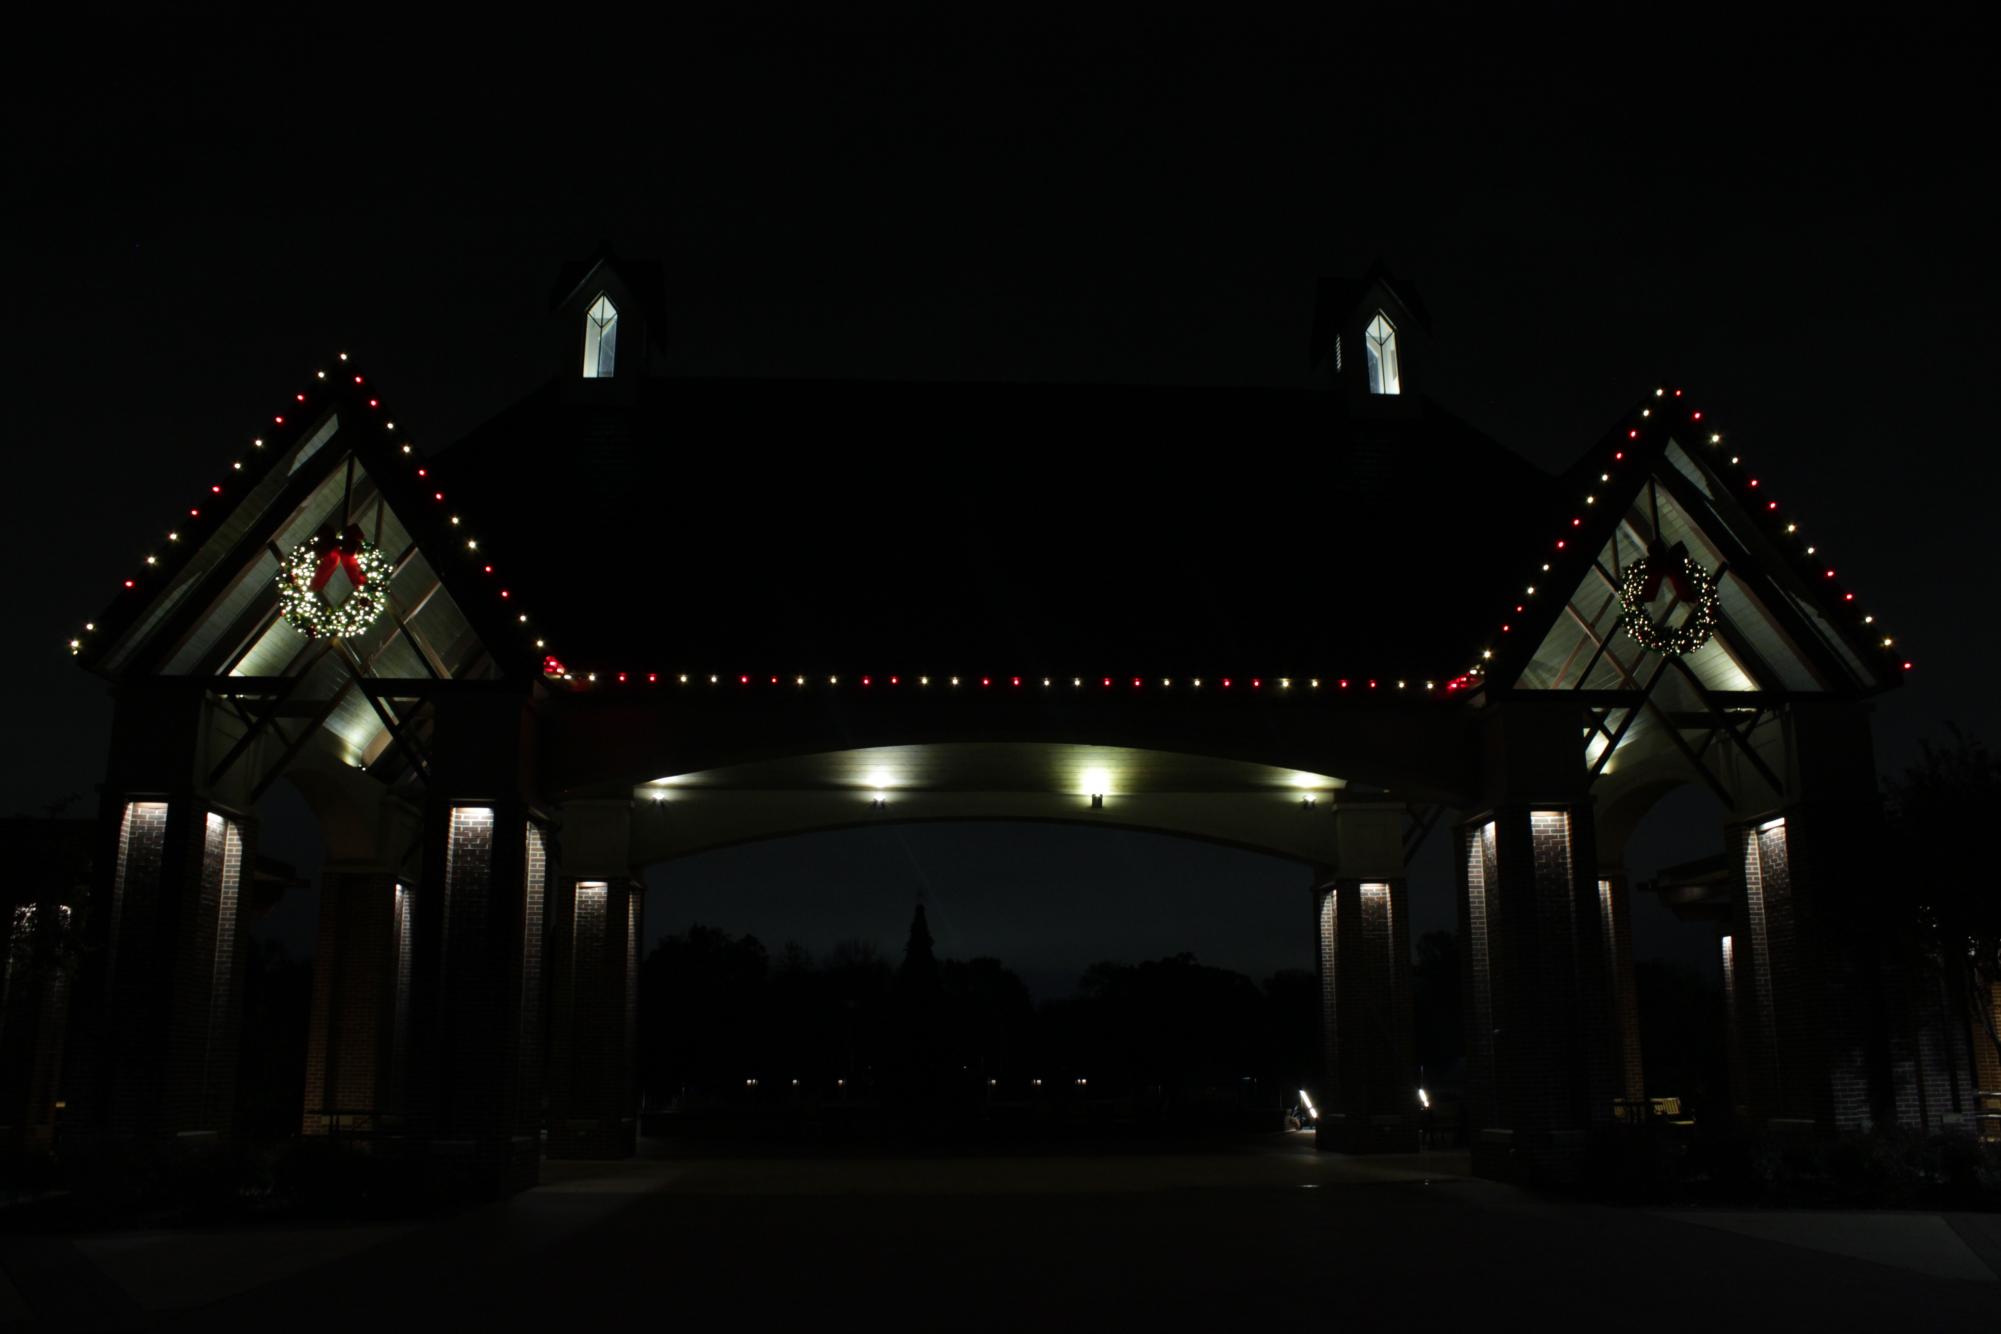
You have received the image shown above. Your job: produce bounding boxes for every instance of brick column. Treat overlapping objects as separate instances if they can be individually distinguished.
[1596,873,1646,1107]
[1726,802,1954,1135]
[1721,930,1749,1117]
[547,876,641,1158]
[405,800,539,1194]
[301,870,411,1134]
[1314,875,1416,1151]
[1457,804,1619,1182]
[66,795,254,1145]
[1975,984,2001,1143]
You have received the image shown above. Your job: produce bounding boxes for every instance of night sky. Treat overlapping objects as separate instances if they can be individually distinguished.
[6,15,1994,992]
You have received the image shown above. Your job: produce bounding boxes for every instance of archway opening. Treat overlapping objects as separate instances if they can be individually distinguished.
[635,821,1322,1140]
[1620,783,1732,1126]
[239,780,324,1139]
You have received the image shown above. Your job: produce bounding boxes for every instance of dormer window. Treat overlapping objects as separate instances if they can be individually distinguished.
[582,294,618,378]
[1364,312,1400,395]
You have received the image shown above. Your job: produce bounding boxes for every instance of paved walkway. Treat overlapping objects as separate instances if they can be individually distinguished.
[2,1139,1996,1330]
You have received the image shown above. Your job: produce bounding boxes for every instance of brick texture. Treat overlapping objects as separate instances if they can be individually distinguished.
[1459,804,1618,1183]
[405,801,539,1194]
[1315,878,1416,1152]
[1598,877,1645,1104]
[548,877,641,1159]
[72,800,250,1142]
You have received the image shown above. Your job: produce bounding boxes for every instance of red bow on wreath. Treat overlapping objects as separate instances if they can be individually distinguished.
[308,526,371,592]
[1637,540,1696,602]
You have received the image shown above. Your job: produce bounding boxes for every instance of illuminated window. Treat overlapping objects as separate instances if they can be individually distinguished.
[582,294,618,378]
[1364,312,1400,395]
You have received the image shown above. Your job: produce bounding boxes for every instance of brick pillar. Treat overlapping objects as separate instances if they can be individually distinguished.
[65,795,254,1145]
[1314,876,1416,1151]
[301,870,411,1134]
[1730,798,1977,1137]
[1975,984,2001,1143]
[405,800,539,1195]
[1597,873,1646,1107]
[1458,804,1619,1182]
[548,876,641,1158]
[1721,930,1748,1116]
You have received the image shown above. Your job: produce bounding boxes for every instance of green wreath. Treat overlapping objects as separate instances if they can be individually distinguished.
[276,530,395,639]
[1618,549,1720,656]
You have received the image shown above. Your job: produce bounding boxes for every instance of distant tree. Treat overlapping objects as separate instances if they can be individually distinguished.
[1884,726,2001,1068]
[1261,968,1320,1090]
[1069,954,1267,1095]
[1410,930,1464,1080]
[638,925,771,1097]
[941,956,1035,1077]
[892,904,946,1091]
[896,903,940,995]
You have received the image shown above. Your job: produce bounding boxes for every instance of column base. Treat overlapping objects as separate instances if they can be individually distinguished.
[1469,1127,1592,1185]
[420,1135,540,1199]
[1315,1112,1419,1154]
[548,1117,636,1160]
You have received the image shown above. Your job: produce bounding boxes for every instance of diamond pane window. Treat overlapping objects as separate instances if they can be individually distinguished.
[582,294,619,378]
[1364,312,1400,395]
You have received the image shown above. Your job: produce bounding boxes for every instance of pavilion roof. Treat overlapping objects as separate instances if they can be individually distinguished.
[431,375,1568,685]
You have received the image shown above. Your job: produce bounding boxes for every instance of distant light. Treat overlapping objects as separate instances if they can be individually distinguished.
[1299,1088,1319,1120]
[1417,1088,1431,1110]
[1080,767,1112,799]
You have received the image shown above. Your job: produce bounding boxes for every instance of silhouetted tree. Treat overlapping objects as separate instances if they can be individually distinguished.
[639,925,770,1099]
[1885,726,2001,1068]
[1411,930,1464,1082]
[896,903,939,994]
[892,904,947,1094]
[1261,968,1319,1092]
[941,956,1035,1078]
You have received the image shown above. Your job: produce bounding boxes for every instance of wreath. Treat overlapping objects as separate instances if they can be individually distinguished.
[276,527,395,639]
[1618,543,1720,656]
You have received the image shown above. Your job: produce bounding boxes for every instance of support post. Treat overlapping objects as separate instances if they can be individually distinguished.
[547,798,639,1160]
[1596,871,1646,1109]
[1460,700,1620,1184]
[402,688,545,1196]
[66,793,254,1149]
[1312,802,1416,1152]
[548,877,641,1158]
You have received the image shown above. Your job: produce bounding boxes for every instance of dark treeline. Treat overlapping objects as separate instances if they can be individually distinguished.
[638,907,1325,1114]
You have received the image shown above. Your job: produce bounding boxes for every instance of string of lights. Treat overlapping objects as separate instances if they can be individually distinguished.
[70,370,1908,691]
[1461,386,1910,684]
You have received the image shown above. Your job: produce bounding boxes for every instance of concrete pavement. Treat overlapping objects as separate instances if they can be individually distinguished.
[2,1137,1995,1330]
